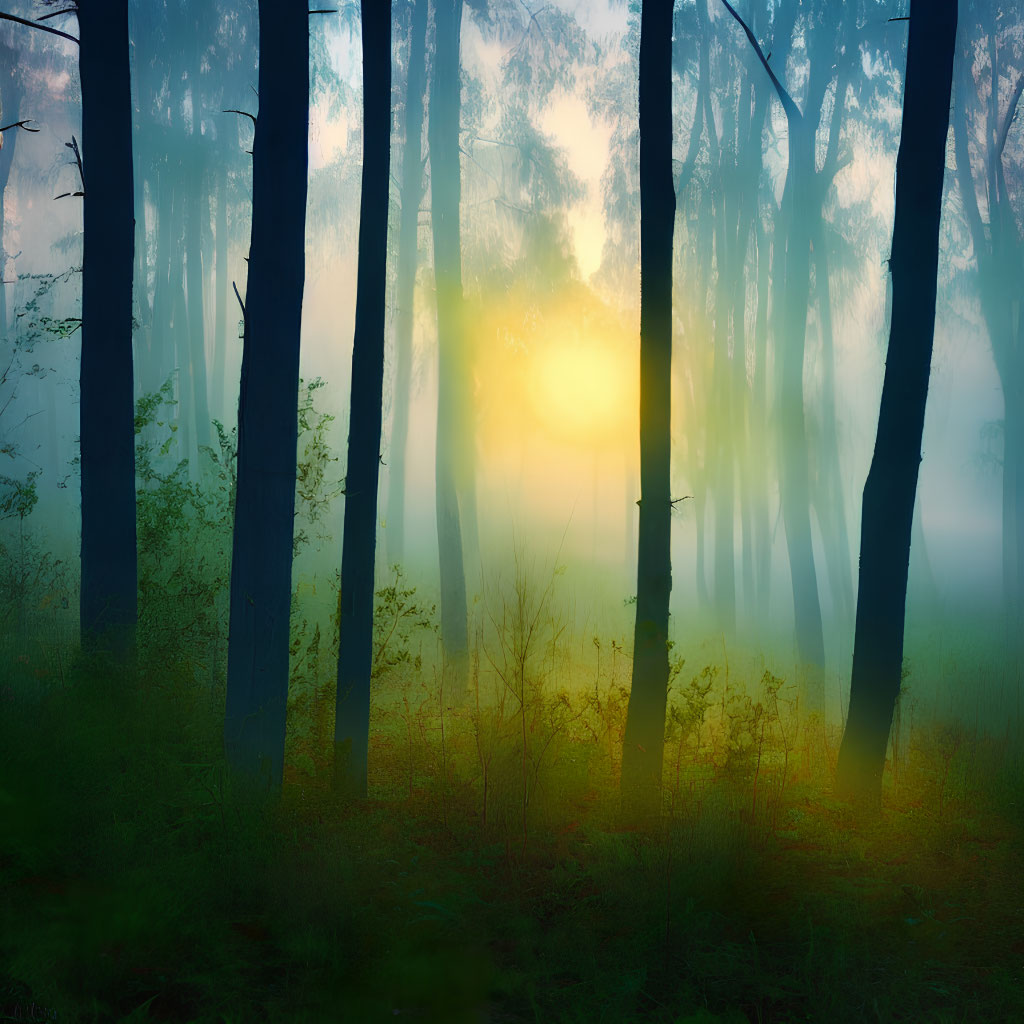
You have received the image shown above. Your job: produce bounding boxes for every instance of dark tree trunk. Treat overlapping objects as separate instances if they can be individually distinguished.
[78,0,137,655]
[836,0,956,808]
[386,0,427,569]
[333,0,391,799]
[429,0,469,688]
[224,1,308,790]
[621,0,675,819]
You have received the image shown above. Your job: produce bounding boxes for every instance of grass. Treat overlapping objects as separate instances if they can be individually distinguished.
[2,574,1024,1022]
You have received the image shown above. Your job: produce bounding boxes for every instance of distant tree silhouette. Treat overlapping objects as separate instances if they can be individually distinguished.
[224,1,308,789]
[334,0,392,798]
[836,0,957,808]
[621,0,675,819]
[386,0,427,569]
[0,37,26,334]
[429,0,470,692]
[719,0,827,715]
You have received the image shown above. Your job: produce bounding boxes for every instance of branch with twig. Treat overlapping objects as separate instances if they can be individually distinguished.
[0,120,38,135]
[54,136,84,199]
[232,281,246,327]
[717,0,801,124]
[0,10,77,44]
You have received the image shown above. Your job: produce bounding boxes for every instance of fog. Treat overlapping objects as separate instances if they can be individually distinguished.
[0,0,1020,729]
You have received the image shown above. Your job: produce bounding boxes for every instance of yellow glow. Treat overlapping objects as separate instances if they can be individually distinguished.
[532,344,632,447]
[470,283,637,459]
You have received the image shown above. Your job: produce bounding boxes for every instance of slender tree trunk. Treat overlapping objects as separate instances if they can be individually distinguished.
[386,0,427,569]
[621,0,675,820]
[213,153,229,423]
[951,44,1024,651]
[810,215,854,631]
[429,0,469,689]
[836,0,956,808]
[78,0,137,655]
[186,144,211,453]
[710,183,735,633]
[751,220,772,622]
[0,55,23,336]
[149,164,176,394]
[334,0,391,799]
[224,1,308,790]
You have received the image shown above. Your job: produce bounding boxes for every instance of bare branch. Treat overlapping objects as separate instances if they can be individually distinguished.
[0,119,38,134]
[223,108,257,125]
[232,281,246,324]
[717,0,801,125]
[995,71,1024,164]
[37,7,76,20]
[65,135,83,188]
[0,11,77,44]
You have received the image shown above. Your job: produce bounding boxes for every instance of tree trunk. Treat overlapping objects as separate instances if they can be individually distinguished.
[810,214,854,631]
[212,152,229,424]
[621,0,675,820]
[429,0,469,689]
[386,0,427,569]
[836,0,957,808]
[185,142,211,453]
[334,0,392,799]
[0,52,23,336]
[751,219,772,625]
[224,0,308,790]
[78,0,137,655]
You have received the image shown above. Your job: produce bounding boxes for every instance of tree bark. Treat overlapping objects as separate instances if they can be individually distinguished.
[334,0,392,799]
[78,0,137,655]
[224,0,308,790]
[621,0,675,820]
[836,0,957,809]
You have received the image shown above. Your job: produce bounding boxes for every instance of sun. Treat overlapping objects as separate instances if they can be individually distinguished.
[531,342,634,448]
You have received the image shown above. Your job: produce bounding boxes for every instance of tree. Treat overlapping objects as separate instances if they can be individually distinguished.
[334,0,392,798]
[0,3,138,654]
[621,0,675,819]
[385,0,427,568]
[836,0,957,809]
[224,1,308,789]
[720,0,827,714]
[77,0,137,655]
[429,0,470,691]
[952,1,1024,651]
[0,36,26,335]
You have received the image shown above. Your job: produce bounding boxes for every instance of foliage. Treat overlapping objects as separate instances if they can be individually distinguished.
[3,606,1024,1023]
[134,375,343,674]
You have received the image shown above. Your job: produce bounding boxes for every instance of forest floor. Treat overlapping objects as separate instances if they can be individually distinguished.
[2,642,1023,1024]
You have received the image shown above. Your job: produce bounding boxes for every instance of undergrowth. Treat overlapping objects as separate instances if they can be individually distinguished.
[2,403,1023,1022]
[2,594,1023,1022]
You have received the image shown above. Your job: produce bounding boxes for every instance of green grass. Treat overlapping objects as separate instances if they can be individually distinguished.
[2,630,1023,1024]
